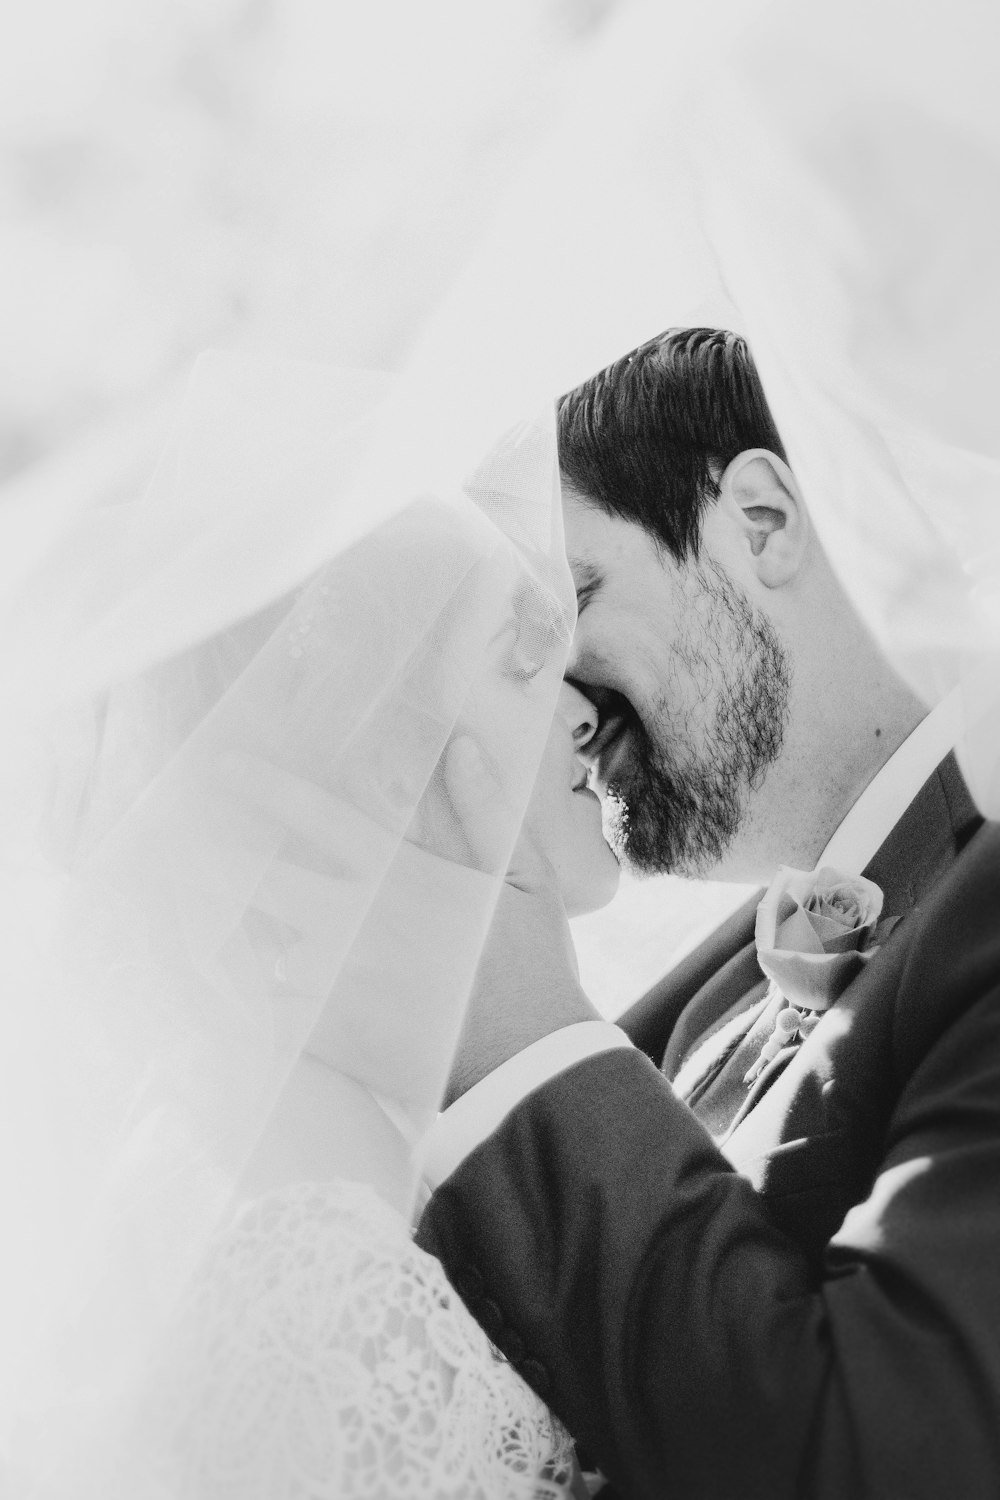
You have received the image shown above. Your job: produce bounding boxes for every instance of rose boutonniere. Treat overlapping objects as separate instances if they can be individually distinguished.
[755,865,884,1014]
[744,866,887,1085]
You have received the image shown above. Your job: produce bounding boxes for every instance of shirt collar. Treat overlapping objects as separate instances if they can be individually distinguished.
[816,688,965,875]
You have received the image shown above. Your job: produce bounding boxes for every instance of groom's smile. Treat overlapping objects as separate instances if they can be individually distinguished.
[561,486,790,878]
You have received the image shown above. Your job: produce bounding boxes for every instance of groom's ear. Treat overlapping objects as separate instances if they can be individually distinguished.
[716,448,809,589]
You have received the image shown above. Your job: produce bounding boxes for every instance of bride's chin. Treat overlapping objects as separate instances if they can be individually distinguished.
[562,842,621,918]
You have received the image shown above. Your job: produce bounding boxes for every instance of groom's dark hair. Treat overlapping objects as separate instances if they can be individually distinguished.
[556,327,787,564]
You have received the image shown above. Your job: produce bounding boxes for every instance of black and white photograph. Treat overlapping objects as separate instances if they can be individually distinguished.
[2,1,999,1495]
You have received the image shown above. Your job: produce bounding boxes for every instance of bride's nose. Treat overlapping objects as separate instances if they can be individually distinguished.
[557,681,598,749]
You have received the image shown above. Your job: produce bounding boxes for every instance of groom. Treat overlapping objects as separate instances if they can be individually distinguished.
[416,329,1000,1498]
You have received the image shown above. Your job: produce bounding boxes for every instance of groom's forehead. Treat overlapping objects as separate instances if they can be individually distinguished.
[563,498,686,604]
[561,492,604,594]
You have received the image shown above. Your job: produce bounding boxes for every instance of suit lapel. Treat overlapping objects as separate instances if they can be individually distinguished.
[638,753,982,1143]
[704,753,982,1148]
[861,750,981,918]
[620,889,763,1064]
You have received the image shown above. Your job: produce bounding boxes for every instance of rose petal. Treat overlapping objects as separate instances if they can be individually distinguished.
[755,867,817,949]
[755,866,883,962]
[814,894,864,929]
[817,922,879,954]
[755,883,786,949]
[806,911,879,951]
[813,868,883,924]
[776,904,827,955]
[756,946,874,1010]
[806,908,856,942]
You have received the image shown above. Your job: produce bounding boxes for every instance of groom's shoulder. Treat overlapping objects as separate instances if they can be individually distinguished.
[886,817,1000,1065]
[904,815,999,963]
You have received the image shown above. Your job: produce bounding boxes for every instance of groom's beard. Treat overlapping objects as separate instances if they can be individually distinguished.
[604,564,791,879]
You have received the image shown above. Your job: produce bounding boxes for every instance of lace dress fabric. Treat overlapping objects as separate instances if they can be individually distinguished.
[137,1180,575,1499]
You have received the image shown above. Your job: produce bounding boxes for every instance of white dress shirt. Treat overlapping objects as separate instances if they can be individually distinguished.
[420,691,964,1188]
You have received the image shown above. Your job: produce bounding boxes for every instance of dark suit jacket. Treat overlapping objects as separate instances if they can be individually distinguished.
[418,755,1000,1499]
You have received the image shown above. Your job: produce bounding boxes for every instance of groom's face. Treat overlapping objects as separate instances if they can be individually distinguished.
[562,487,790,878]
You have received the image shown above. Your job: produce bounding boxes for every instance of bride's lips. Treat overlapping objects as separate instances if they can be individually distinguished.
[571,765,601,801]
[573,784,602,804]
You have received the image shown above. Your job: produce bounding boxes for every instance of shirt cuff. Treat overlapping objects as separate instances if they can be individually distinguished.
[419,1021,634,1189]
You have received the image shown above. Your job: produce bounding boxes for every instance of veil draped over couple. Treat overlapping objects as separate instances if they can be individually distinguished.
[3,1,1000,1496]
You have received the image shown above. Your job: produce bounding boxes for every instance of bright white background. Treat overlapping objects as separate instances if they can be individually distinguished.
[0,0,751,1017]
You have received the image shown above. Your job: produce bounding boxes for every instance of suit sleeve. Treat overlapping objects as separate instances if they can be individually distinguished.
[416,837,1000,1500]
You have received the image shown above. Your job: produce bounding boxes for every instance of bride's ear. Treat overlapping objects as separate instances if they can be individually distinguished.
[717,448,809,588]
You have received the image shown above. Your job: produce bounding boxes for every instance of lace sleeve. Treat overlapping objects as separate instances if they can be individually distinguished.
[135,1179,576,1499]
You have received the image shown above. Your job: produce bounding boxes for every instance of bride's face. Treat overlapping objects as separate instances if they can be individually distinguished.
[451,580,619,916]
[524,681,621,917]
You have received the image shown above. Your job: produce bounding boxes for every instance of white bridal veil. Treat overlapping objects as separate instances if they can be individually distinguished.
[1,0,998,1494]
[1,356,576,1493]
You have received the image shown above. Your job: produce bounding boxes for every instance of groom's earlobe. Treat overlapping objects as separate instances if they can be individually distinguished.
[719,449,809,589]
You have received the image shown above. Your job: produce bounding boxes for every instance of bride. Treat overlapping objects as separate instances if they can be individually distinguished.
[134,537,622,1500]
[141,668,618,1499]
[2,361,621,1499]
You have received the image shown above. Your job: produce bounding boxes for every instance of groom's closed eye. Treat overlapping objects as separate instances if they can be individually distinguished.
[571,561,603,613]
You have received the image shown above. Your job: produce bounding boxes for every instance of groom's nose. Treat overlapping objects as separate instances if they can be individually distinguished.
[557,681,598,748]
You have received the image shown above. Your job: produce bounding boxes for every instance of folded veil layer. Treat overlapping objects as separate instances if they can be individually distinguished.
[0,354,573,1494]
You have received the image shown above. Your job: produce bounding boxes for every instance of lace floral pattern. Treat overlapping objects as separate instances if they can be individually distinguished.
[139,1180,575,1499]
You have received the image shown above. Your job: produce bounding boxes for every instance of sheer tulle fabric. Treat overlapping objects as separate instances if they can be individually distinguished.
[1,0,998,1495]
[690,2,1000,812]
[1,358,575,1496]
[411,0,1000,809]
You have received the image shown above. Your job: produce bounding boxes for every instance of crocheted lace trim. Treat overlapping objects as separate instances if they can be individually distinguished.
[137,1179,575,1498]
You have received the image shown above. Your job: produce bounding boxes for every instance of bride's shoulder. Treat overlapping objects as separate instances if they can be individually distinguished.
[223,1175,416,1262]
[185,1177,470,1362]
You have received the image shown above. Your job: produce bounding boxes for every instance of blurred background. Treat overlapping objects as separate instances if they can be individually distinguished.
[0,0,751,1016]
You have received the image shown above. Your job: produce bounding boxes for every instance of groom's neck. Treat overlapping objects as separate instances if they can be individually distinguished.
[714,642,928,885]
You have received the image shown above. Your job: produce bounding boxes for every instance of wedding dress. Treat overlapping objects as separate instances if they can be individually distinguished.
[134,1180,575,1500]
[2,1,998,1496]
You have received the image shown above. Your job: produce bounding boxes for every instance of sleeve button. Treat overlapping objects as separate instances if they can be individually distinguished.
[452,1265,485,1302]
[477,1297,504,1340]
[503,1331,525,1364]
[519,1358,551,1400]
